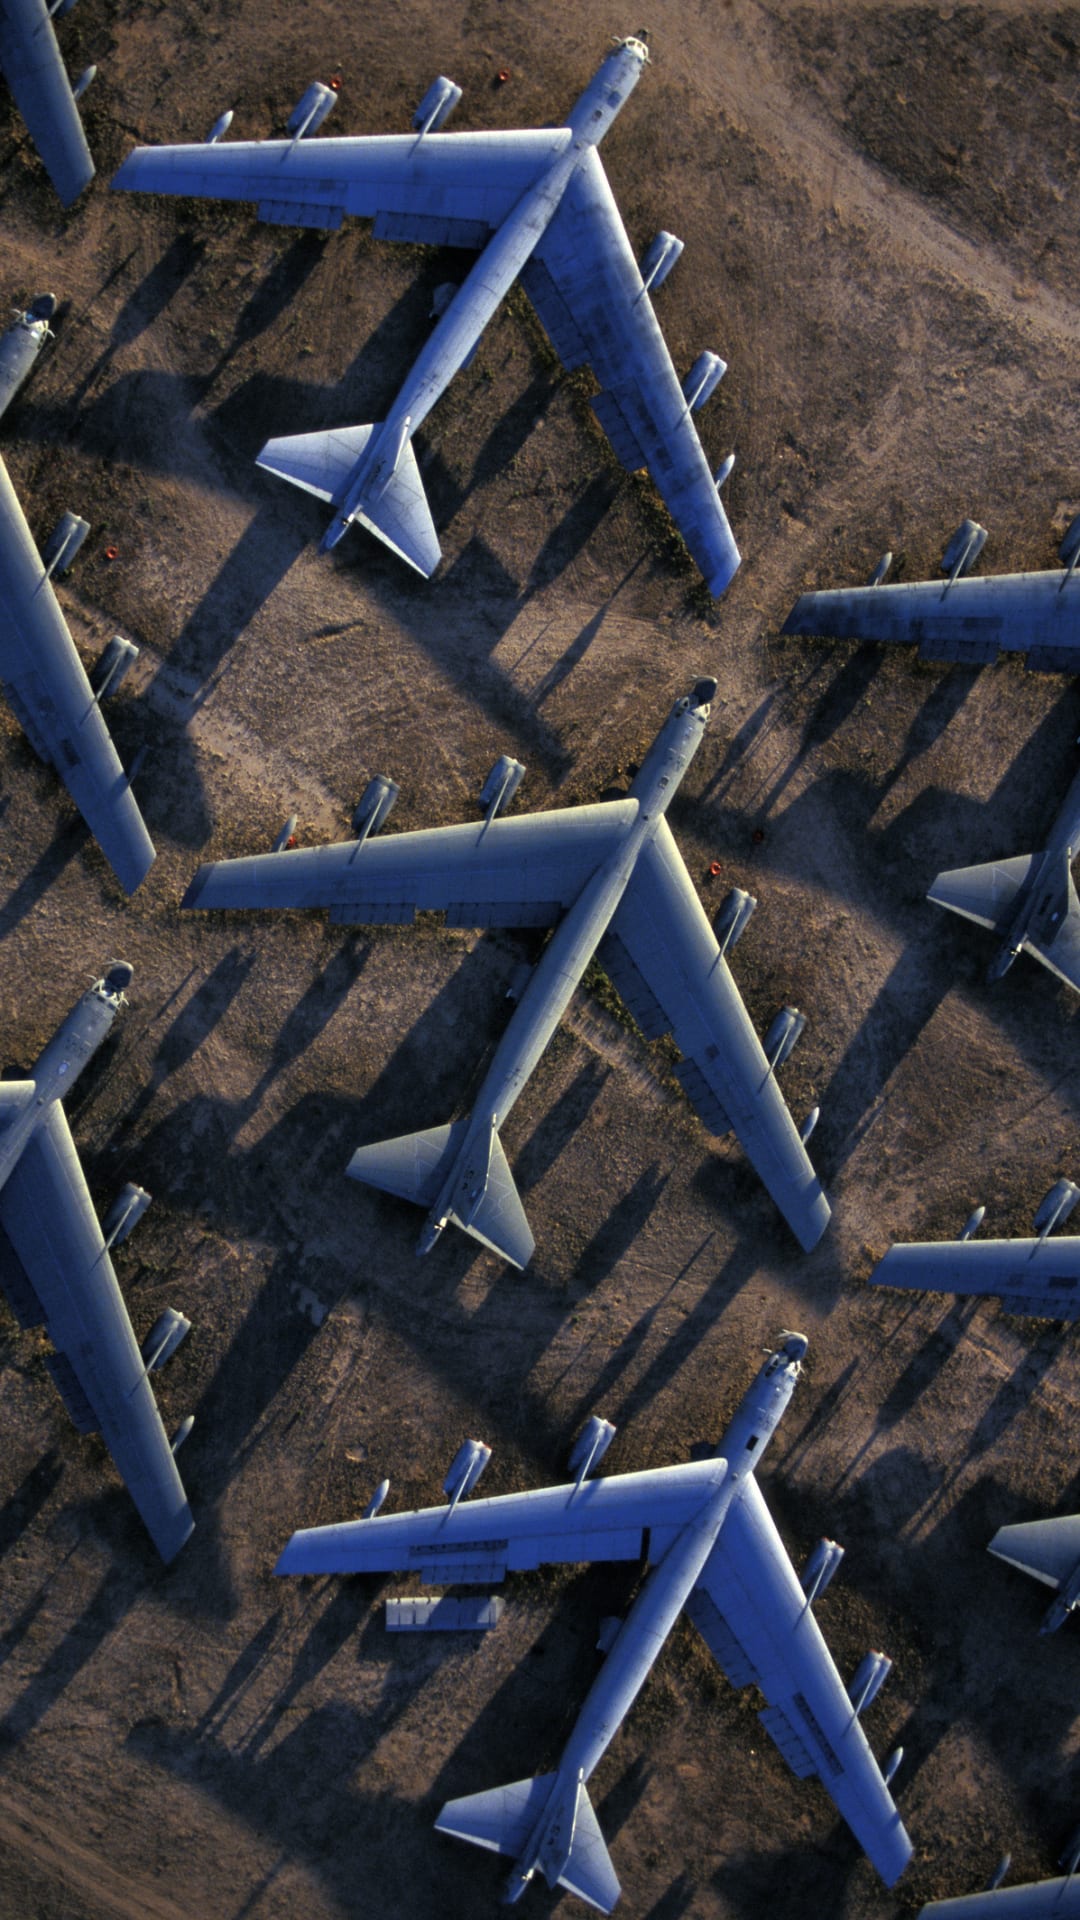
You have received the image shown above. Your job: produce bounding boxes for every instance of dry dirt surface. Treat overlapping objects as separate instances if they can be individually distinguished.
[0,2,1078,1916]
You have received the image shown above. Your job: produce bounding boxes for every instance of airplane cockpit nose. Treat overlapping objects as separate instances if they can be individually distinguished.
[780,1331,809,1364]
[103,961,134,995]
[691,676,718,709]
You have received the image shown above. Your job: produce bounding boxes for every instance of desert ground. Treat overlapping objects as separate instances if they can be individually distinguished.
[0,1,1078,1915]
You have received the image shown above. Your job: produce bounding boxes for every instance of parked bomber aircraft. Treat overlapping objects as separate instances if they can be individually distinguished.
[275,1336,912,1909]
[869,1179,1080,1319]
[0,292,55,419]
[989,1504,1080,1636]
[0,448,154,893]
[111,34,741,594]
[0,0,95,205]
[927,751,1080,994]
[783,515,1080,673]
[183,679,829,1258]
[0,965,193,1561]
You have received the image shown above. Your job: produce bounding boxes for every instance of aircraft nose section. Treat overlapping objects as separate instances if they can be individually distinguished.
[780,1331,808,1364]
[691,676,718,709]
[103,960,134,995]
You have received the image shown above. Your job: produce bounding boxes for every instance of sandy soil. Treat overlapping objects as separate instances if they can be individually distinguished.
[0,2,1078,1916]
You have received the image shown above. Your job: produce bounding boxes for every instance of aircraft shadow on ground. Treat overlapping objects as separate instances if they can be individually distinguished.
[690,667,1080,1179]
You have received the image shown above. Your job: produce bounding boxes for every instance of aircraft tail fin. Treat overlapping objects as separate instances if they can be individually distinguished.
[347,1117,535,1268]
[927,852,1037,930]
[436,1774,621,1914]
[256,424,375,504]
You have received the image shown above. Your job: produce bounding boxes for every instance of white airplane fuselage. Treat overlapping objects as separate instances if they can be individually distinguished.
[321,37,650,549]
[418,676,716,1254]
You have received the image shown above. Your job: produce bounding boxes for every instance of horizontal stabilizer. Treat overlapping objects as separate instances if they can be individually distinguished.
[1025,870,1080,992]
[351,433,441,578]
[347,1121,465,1207]
[436,1774,555,1859]
[449,1127,535,1270]
[256,424,375,503]
[989,1514,1080,1591]
[927,854,1036,930]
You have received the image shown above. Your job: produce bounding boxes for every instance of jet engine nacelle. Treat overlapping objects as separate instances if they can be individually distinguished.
[71,64,96,102]
[479,755,525,821]
[883,1746,903,1787]
[140,1307,192,1372]
[764,1005,805,1070]
[170,1415,194,1454]
[90,634,139,701]
[800,1536,844,1601]
[50,0,80,17]
[352,774,399,841]
[940,517,988,579]
[287,82,338,140]
[443,1438,492,1510]
[1034,1177,1080,1237]
[41,509,89,578]
[102,1181,151,1248]
[713,886,756,957]
[800,1105,820,1144]
[714,452,735,491]
[847,1649,891,1714]
[682,351,726,412]
[363,1478,390,1519]
[959,1204,985,1241]
[206,110,234,144]
[639,230,684,293]
[568,1415,616,1485]
[412,76,463,136]
[867,551,893,586]
[272,813,298,853]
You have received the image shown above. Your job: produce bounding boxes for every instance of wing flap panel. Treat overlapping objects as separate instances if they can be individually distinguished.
[519,256,590,369]
[758,1702,818,1780]
[373,208,491,248]
[684,1582,759,1688]
[591,389,647,473]
[258,198,344,230]
[674,1056,733,1138]
[44,1349,99,1434]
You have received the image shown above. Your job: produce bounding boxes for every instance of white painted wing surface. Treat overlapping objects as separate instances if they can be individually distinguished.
[0,1105,193,1561]
[111,128,572,239]
[602,821,830,1249]
[0,453,155,893]
[0,0,94,205]
[275,1458,724,1582]
[256,425,375,502]
[524,151,740,596]
[183,800,636,927]
[870,1238,1080,1319]
[686,1477,912,1886]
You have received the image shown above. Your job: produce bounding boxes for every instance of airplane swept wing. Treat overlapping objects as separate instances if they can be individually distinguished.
[0,1103,193,1561]
[275,1458,723,1582]
[0,453,155,893]
[522,151,739,595]
[111,130,573,240]
[686,1476,912,1887]
[600,821,829,1251]
[0,0,95,206]
[183,801,637,926]
[870,1237,1080,1319]
[783,571,1080,674]
[919,1877,1080,1917]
